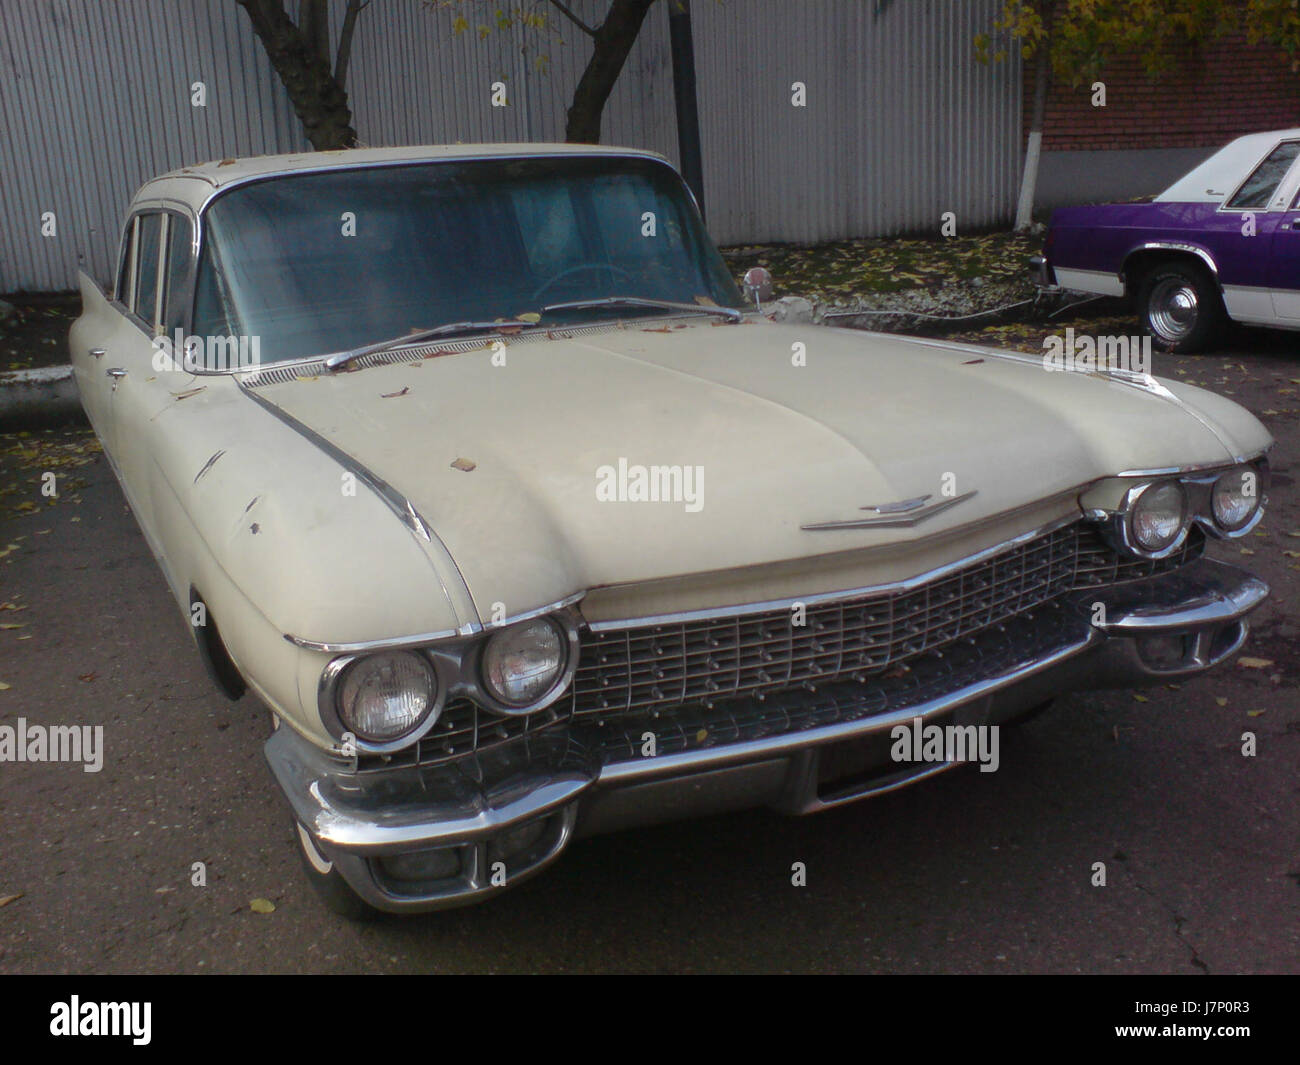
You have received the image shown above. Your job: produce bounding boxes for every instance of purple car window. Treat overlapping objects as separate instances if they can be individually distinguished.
[1225,141,1300,210]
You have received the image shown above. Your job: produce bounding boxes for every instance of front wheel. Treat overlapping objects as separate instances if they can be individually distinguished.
[1136,261,1224,354]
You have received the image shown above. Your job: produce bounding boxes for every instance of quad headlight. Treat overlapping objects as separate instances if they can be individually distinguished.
[1211,465,1262,532]
[481,616,569,709]
[1129,480,1188,552]
[336,651,437,742]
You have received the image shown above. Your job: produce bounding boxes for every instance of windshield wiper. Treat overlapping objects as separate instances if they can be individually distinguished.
[324,320,511,372]
[539,296,743,323]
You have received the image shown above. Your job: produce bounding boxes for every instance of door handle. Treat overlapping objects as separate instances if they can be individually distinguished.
[106,367,127,391]
[88,347,106,359]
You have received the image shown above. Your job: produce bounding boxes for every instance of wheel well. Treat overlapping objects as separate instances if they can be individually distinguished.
[188,588,248,701]
[1121,249,1218,299]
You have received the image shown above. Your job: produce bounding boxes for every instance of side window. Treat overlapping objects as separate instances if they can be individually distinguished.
[132,213,163,327]
[1226,142,1300,209]
[116,219,137,304]
[162,215,193,332]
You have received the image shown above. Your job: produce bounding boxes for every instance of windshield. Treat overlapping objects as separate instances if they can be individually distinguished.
[192,156,744,364]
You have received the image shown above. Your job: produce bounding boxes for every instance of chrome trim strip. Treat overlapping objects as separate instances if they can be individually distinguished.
[287,627,460,654]
[238,381,434,543]
[284,591,586,653]
[586,510,1082,633]
[1125,241,1220,281]
[1116,448,1269,477]
[802,490,978,531]
[177,149,690,377]
[597,635,1096,784]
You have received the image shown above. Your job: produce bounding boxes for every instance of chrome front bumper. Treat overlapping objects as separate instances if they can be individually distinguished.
[265,557,1267,913]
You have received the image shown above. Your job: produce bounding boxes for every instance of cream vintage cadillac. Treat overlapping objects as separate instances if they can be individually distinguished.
[72,145,1272,918]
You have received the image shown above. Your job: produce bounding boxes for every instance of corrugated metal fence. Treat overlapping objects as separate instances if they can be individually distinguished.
[0,0,1021,292]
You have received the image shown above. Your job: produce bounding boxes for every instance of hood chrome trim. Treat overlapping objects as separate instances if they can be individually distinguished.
[802,490,977,531]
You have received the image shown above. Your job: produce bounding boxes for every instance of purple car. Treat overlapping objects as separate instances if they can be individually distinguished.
[1033,128,1300,352]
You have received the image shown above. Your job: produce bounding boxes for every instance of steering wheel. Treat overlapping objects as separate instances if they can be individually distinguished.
[532,262,636,303]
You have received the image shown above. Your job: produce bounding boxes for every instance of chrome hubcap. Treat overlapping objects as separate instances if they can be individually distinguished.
[1149,278,1199,341]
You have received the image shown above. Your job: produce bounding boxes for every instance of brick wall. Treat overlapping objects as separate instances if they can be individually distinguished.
[1026,32,1300,150]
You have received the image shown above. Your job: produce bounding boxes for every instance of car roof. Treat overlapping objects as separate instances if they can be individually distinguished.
[131,143,669,214]
[1156,128,1300,203]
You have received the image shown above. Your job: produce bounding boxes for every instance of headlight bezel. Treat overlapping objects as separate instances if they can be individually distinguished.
[476,615,576,713]
[1210,464,1264,533]
[319,649,442,754]
[1086,457,1269,560]
[1126,479,1190,556]
[316,607,581,754]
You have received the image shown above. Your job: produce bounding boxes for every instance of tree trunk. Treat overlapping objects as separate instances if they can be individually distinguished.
[1014,3,1053,229]
[237,0,358,150]
[565,0,658,143]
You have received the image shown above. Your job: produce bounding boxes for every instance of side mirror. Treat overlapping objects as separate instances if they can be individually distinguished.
[742,266,774,309]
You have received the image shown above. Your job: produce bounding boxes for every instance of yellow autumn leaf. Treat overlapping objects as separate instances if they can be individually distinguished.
[250,898,275,914]
[1237,657,1274,669]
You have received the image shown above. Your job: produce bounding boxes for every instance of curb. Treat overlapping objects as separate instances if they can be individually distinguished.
[0,365,86,430]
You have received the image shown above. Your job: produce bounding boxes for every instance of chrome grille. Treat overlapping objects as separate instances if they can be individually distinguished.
[353,521,1202,772]
[568,523,1203,719]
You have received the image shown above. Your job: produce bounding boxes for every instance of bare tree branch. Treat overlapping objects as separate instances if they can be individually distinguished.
[335,0,371,89]
[547,0,597,37]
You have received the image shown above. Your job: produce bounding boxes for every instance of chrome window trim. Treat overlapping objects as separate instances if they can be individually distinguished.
[182,150,723,375]
[1218,139,1300,213]
[113,203,200,341]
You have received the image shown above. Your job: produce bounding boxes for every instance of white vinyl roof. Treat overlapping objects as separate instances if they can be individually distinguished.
[1155,129,1300,202]
[132,143,667,214]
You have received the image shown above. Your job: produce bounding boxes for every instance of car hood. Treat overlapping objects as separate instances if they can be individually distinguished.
[250,319,1267,622]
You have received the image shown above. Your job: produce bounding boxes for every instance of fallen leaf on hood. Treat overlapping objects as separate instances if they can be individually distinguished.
[172,386,206,401]
[78,672,96,682]
[641,325,674,333]
[516,312,542,323]
[1133,693,1149,703]
[495,324,522,336]
[1215,697,1228,707]
[0,894,22,908]
[0,682,10,691]
[1237,657,1274,669]
[250,898,275,914]
[380,387,409,399]
[0,623,25,630]
[1247,709,1266,717]
[450,457,476,472]
[962,358,985,365]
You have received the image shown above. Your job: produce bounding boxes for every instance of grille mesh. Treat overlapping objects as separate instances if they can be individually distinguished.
[354,522,1202,773]
[568,523,1201,718]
